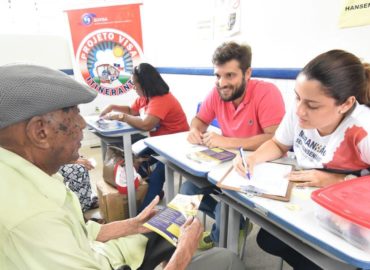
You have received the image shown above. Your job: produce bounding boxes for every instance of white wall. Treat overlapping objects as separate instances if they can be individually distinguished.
[141,0,370,67]
[0,0,369,120]
[140,0,370,121]
[0,34,72,69]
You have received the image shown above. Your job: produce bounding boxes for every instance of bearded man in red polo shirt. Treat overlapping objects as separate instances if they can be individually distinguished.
[183,41,286,249]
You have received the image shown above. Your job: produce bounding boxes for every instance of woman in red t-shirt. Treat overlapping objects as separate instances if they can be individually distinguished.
[100,63,189,211]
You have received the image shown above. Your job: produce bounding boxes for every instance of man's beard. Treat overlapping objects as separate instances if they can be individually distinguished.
[218,77,246,102]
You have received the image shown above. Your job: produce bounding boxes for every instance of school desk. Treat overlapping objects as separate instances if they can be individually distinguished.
[85,115,146,217]
[208,165,370,270]
[143,131,229,203]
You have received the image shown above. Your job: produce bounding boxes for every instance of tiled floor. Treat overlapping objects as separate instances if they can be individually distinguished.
[79,140,292,270]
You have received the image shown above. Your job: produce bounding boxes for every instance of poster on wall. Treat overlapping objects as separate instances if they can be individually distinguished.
[65,4,144,96]
[214,0,241,39]
[339,0,370,28]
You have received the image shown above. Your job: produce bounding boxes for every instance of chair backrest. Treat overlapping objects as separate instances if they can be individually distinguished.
[196,102,220,128]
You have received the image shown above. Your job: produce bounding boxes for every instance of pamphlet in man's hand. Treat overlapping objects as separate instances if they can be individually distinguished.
[143,194,203,246]
[186,147,236,165]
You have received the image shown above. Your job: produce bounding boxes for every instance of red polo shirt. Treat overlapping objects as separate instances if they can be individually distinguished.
[197,79,285,137]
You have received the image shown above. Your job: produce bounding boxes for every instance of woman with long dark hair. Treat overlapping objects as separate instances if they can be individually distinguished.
[101,63,189,211]
[235,49,370,270]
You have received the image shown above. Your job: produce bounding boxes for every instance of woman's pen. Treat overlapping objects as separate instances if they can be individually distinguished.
[239,147,251,180]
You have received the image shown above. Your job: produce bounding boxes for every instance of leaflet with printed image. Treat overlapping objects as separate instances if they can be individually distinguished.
[143,194,203,246]
[186,147,236,165]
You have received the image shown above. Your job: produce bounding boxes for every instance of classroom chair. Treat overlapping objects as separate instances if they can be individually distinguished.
[196,102,220,128]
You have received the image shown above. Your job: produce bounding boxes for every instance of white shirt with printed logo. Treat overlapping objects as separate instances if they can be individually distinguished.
[275,103,370,172]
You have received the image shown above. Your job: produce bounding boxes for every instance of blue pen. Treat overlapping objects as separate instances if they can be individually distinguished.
[239,147,251,180]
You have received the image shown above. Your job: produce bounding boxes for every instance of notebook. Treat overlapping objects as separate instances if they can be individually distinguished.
[217,162,294,202]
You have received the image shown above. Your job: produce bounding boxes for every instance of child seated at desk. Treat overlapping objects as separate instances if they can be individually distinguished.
[235,49,370,270]
[100,63,189,211]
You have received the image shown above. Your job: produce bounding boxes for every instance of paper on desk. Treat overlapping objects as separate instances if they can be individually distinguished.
[85,115,130,130]
[220,162,292,197]
[293,186,314,201]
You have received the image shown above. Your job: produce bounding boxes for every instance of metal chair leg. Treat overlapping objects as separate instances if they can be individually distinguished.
[278,258,284,270]
[177,174,183,193]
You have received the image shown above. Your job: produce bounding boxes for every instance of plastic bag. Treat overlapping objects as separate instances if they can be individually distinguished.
[103,146,140,194]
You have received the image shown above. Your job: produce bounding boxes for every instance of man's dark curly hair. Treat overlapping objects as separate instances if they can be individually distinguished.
[212,42,252,73]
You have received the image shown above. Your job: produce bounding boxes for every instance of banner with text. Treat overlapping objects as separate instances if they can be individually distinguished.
[66,4,144,96]
[339,0,370,28]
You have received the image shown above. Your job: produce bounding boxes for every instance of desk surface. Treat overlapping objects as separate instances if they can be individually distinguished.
[85,115,139,136]
[208,165,370,269]
[85,115,143,217]
[144,132,233,177]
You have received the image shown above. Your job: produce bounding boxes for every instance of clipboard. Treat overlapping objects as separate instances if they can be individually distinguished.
[217,165,294,202]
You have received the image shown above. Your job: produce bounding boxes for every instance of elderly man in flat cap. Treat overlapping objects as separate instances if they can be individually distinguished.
[0,64,245,270]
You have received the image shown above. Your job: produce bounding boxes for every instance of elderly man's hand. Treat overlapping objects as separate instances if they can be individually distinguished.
[177,217,203,256]
[132,196,160,234]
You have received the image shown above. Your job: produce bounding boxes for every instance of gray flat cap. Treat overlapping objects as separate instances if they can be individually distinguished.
[0,64,97,129]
